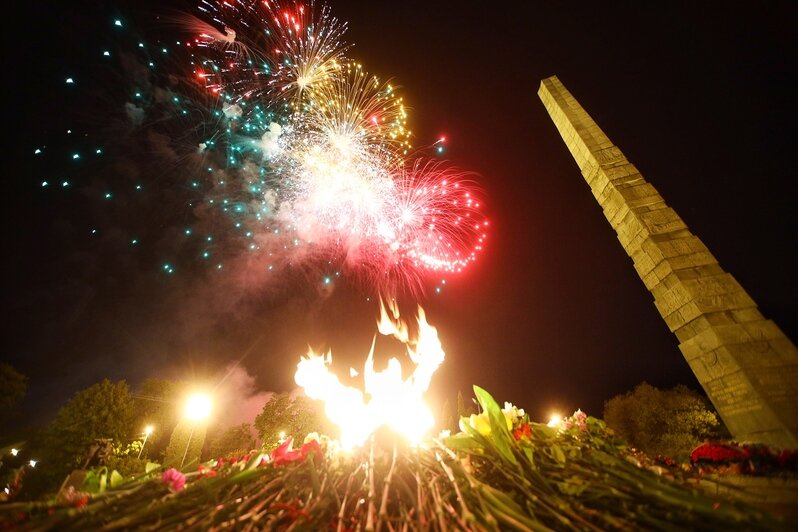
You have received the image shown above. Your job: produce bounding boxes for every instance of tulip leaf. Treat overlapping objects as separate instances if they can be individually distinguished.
[445,432,484,452]
[109,470,124,488]
[473,385,518,465]
[522,446,536,468]
[550,444,566,464]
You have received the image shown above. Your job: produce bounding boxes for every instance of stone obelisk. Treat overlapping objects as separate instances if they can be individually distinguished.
[538,75,797,448]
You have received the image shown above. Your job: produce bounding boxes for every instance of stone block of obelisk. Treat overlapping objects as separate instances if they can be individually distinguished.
[538,75,797,448]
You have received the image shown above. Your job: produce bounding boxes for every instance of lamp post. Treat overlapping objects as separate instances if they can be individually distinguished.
[137,425,154,459]
[180,393,212,468]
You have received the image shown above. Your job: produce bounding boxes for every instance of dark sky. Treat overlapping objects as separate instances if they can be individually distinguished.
[5,1,796,428]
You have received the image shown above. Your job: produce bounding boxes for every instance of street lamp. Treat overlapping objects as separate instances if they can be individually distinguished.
[28,460,37,468]
[184,394,212,421]
[547,413,562,428]
[180,393,212,468]
[137,425,154,459]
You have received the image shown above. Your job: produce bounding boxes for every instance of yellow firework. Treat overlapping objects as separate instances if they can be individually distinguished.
[304,61,412,166]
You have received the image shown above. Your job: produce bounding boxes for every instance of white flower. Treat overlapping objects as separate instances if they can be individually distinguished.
[501,402,525,427]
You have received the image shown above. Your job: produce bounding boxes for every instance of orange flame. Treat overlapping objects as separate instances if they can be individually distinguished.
[295,300,444,449]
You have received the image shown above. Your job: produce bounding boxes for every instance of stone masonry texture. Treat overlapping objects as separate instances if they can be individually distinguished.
[538,75,797,448]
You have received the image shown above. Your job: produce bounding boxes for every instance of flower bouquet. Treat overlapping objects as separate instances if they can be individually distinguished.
[691,441,797,477]
[0,387,784,530]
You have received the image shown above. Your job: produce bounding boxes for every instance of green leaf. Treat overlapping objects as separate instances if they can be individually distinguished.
[522,446,535,468]
[81,470,100,494]
[532,424,560,440]
[229,468,262,483]
[556,480,587,496]
[473,386,517,465]
[246,453,269,470]
[109,470,124,488]
[591,450,620,466]
[444,433,484,452]
[550,444,566,464]
[145,462,161,473]
[97,469,108,494]
[479,483,542,530]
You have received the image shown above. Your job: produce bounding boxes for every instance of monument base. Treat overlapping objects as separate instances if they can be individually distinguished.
[697,475,798,520]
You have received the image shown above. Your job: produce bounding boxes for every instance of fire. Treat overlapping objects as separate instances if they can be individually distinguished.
[295,300,444,449]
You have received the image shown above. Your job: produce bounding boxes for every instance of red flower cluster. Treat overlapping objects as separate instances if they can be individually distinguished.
[655,455,676,467]
[59,486,90,509]
[512,423,532,441]
[270,437,323,466]
[778,449,798,470]
[690,443,749,464]
[269,500,310,521]
[197,464,218,478]
[691,442,798,476]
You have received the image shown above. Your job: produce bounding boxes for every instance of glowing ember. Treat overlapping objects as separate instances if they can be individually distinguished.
[295,300,444,449]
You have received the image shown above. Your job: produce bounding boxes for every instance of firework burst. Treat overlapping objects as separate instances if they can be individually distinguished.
[303,61,410,165]
[263,0,349,102]
[41,0,489,298]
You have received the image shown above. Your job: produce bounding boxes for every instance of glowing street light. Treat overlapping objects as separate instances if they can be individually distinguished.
[137,425,154,459]
[184,393,212,421]
[28,460,37,468]
[547,413,562,428]
[180,393,212,468]
[10,448,18,457]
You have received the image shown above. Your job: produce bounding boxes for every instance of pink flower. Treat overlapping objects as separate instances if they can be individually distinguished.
[161,468,186,491]
[564,409,588,432]
[573,409,587,432]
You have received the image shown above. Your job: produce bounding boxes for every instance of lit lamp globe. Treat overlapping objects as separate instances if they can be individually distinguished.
[547,413,562,428]
[184,393,212,422]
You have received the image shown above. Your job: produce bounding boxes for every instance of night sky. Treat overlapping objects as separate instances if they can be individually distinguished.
[5,0,796,429]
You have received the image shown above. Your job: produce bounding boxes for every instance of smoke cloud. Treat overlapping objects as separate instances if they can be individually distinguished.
[213,363,274,429]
